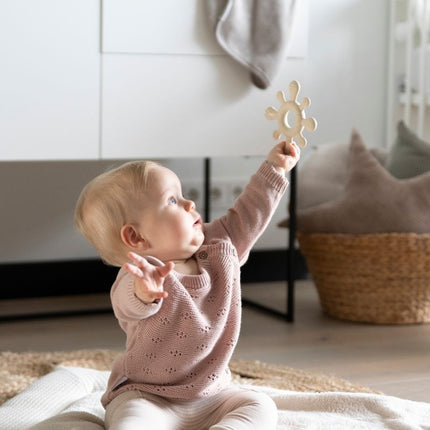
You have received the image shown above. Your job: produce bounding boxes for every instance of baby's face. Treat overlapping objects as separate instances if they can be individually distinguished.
[136,166,204,263]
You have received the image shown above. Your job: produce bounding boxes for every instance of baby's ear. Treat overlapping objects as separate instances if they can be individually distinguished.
[120,224,149,250]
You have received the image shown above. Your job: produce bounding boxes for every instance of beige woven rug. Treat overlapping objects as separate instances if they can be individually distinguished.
[0,349,378,405]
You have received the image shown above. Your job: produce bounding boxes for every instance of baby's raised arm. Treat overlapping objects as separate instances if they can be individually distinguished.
[124,252,173,304]
[206,141,299,264]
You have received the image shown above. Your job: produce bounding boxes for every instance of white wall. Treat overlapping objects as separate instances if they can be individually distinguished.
[0,0,389,263]
[305,0,389,148]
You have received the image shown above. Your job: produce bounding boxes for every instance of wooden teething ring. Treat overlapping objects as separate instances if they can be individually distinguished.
[265,80,317,148]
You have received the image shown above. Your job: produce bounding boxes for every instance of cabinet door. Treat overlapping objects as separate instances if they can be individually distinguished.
[0,0,100,160]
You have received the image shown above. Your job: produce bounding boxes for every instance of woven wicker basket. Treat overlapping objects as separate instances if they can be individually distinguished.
[297,233,430,324]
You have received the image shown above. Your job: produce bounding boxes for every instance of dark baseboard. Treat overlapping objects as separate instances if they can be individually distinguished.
[0,250,308,300]
[241,248,308,284]
[0,260,118,300]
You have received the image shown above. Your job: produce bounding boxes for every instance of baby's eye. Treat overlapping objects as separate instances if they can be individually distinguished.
[168,196,177,205]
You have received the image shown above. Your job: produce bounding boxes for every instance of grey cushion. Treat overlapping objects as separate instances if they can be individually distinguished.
[296,142,388,211]
[386,120,430,179]
[295,130,430,234]
[277,140,387,228]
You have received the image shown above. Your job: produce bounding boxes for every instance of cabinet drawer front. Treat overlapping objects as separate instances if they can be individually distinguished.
[102,0,308,58]
[101,54,304,159]
[102,0,222,55]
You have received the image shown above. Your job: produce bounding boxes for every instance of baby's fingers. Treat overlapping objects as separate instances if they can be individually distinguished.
[124,262,144,278]
[286,142,300,158]
[127,251,151,269]
[149,289,169,300]
[157,261,175,278]
[135,284,168,303]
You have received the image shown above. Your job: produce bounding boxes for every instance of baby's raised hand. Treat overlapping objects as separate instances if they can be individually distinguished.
[124,252,173,304]
[266,140,300,174]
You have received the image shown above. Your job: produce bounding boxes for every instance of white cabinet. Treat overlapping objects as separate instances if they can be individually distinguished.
[0,0,308,161]
[101,0,308,159]
[0,0,100,160]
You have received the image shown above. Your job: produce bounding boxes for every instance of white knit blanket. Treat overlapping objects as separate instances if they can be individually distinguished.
[0,366,429,430]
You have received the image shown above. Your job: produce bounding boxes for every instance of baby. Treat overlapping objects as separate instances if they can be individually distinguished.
[74,141,300,430]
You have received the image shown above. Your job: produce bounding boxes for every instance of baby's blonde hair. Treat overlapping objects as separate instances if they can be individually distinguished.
[74,160,160,266]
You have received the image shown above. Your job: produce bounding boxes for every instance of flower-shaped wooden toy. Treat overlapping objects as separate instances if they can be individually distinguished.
[265,80,317,147]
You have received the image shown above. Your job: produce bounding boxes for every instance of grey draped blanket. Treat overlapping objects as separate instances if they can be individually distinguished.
[207,0,298,89]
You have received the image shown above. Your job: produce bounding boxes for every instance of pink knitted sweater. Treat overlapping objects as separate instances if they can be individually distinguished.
[101,162,288,407]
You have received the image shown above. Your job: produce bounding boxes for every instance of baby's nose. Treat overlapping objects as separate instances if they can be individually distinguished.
[185,199,195,211]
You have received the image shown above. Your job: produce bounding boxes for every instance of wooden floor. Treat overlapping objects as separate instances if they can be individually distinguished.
[1,280,429,403]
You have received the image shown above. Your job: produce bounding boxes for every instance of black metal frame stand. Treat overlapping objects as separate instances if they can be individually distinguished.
[1,158,296,322]
[203,158,296,322]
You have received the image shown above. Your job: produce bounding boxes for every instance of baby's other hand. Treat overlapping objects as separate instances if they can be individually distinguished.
[266,141,300,174]
[124,252,173,304]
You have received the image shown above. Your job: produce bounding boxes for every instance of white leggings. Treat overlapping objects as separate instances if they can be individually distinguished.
[105,385,278,430]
